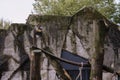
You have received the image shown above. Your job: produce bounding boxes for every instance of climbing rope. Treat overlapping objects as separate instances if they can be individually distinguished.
[75,62,83,80]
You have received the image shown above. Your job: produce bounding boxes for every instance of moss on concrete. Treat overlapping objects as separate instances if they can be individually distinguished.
[27,15,71,30]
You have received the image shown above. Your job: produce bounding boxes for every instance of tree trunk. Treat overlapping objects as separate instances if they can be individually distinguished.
[30,50,41,80]
[90,20,108,80]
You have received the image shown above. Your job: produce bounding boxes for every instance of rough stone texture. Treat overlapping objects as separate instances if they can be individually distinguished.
[0,24,32,80]
[63,7,119,80]
[27,15,71,57]
[0,7,120,80]
[27,15,71,80]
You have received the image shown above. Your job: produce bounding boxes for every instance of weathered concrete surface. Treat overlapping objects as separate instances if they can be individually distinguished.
[27,7,120,80]
[63,7,117,70]
[0,24,32,80]
[27,15,71,57]
[63,7,118,80]
[27,15,71,80]
[0,7,120,80]
[0,15,71,80]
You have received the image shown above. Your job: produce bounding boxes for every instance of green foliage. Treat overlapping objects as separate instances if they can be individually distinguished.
[33,0,120,24]
[112,2,120,24]
[0,19,11,29]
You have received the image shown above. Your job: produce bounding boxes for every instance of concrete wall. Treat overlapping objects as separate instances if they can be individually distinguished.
[0,7,120,80]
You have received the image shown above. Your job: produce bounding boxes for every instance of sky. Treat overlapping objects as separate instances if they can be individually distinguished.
[0,0,120,23]
[0,0,34,23]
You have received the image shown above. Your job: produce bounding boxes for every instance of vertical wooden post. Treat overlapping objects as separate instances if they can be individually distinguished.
[30,49,41,80]
[30,25,43,80]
